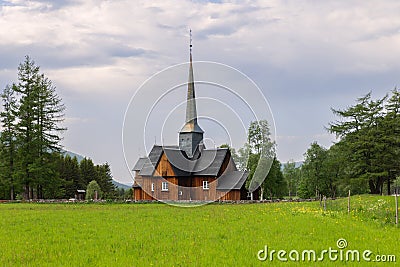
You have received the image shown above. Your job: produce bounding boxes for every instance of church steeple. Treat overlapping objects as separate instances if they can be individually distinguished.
[179,30,204,158]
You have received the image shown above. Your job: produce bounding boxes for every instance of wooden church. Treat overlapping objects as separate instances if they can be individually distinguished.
[132,40,248,201]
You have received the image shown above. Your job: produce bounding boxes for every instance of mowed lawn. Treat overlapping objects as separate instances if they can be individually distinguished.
[0,196,398,266]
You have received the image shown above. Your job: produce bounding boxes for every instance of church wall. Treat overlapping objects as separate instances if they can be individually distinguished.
[190,177,217,201]
[139,176,179,201]
[217,190,241,201]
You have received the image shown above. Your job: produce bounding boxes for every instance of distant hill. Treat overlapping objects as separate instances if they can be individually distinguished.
[61,149,85,162]
[112,180,131,190]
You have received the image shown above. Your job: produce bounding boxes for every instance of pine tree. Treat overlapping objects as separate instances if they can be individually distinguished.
[12,56,66,199]
[329,93,387,194]
[95,163,116,199]
[80,158,97,188]
[59,154,81,198]
[0,85,18,200]
[382,88,400,194]
[13,56,41,199]
[33,73,66,198]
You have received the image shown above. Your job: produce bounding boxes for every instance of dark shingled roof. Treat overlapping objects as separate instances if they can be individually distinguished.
[216,170,248,190]
[132,157,148,171]
[163,148,195,176]
[139,146,163,176]
[162,147,228,176]
[193,149,228,176]
[134,145,230,177]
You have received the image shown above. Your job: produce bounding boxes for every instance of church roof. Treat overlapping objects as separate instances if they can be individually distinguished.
[135,145,229,177]
[216,170,248,190]
[132,157,148,171]
[138,145,164,176]
[194,149,229,176]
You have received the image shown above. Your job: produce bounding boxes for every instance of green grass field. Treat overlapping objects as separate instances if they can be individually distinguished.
[0,195,398,266]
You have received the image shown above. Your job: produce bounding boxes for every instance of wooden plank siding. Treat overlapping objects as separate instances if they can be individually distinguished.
[133,150,246,201]
[140,177,179,201]
[188,177,217,201]
[217,190,240,201]
[154,152,176,177]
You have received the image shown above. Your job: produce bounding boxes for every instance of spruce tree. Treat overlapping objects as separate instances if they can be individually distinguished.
[13,56,40,199]
[95,163,116,199]
[0,85,18,200]
[80,158,97,188]
[13,56,66,199]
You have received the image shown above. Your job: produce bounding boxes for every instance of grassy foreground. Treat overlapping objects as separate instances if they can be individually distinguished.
[0,195,398,266]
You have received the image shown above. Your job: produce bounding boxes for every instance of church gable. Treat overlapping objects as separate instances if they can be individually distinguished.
[154,152,177,177]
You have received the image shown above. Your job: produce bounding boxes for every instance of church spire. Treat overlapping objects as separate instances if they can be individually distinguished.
[181,29,203,134]
[179,30,204,158]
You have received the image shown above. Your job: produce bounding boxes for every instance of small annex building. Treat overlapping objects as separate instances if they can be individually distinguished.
[132,41,248,201]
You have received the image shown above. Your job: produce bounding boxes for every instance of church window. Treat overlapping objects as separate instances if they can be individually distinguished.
[202,180,209,190]
[162,182,168,191]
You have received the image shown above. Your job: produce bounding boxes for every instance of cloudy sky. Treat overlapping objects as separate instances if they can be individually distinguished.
[1,0,399,185]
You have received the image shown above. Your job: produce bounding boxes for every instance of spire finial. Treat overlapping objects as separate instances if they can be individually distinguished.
[189,29,192,54]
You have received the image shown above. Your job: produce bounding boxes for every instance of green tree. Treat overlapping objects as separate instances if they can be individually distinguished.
[299,142,340,198]
[32,73,66,198]
[299,142,327,198]
[80,158,97,187]
[95,163,116,199]
[59,155,81,198]
[0,85,18,199]
[262,157,286,199]
[283,160,300,198]
[13,56,41,199]
[382,88,400,194]
[10,56,65,199]
[124,188,133,200]
[86,180,102,200]
[329,92,387,194]
[247,120,275,157]
[244,120,276,199]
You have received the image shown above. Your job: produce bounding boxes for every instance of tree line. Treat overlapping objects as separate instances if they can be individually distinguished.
[230,88,399,200]
[282,89,400,199]
[301,89,399,198]
[0,56,117,200]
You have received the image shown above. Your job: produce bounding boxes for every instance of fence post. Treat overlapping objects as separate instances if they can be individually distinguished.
[347,190,351,214]
[323,195,326,211]
[396,188,398,226]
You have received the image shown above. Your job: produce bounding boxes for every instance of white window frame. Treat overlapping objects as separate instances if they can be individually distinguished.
[161,182,168,191]
[202,180,209,190]
[151,183,155,192]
